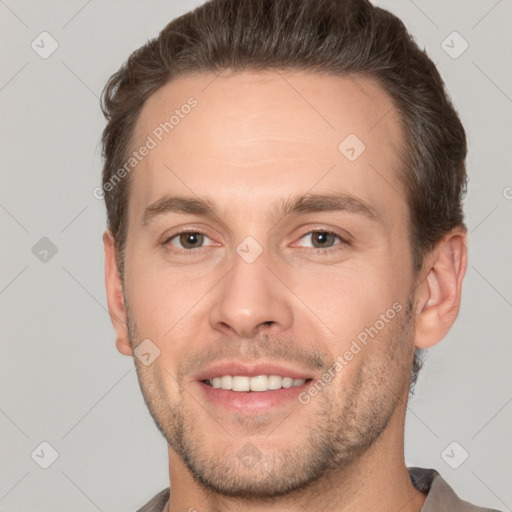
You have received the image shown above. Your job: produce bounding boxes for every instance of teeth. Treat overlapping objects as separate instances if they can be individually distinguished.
[282,377,293,388]
[268,375,282,390]
[221,375,232,389]
[207,375,306,392]
[250,375,268,391]
[232,376,250,392]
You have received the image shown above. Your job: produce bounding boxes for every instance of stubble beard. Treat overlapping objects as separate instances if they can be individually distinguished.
[126,298,415,500]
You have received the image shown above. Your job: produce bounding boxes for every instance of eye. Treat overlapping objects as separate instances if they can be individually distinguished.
[164,231,213,252]
[295,230,346,253]
[162,228,348,257]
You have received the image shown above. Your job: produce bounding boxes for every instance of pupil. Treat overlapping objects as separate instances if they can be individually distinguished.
[181,233,202,248]
[314,231,331,247]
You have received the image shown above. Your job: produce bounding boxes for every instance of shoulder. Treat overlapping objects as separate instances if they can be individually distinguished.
[136,487,170,512]
[408,467,503,512]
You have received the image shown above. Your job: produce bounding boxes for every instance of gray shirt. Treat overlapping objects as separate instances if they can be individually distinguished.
[136,467,502,512]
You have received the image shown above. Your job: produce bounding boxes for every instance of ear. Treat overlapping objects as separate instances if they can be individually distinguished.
[414,228,468,349]
[103,229,133,356]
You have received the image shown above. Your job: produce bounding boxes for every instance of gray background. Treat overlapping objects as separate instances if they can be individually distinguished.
[0,0,511,510]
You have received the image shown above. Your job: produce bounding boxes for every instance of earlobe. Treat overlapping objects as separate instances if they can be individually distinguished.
[414,229,468,349]
[103,230,133,357]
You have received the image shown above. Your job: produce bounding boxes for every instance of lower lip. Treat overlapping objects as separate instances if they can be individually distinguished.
[196,380,311,413]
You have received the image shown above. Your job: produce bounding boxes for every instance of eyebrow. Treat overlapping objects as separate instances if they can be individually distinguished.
[141,192,379,227]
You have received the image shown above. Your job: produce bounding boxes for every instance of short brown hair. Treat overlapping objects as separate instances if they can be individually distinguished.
[100,0,467,391]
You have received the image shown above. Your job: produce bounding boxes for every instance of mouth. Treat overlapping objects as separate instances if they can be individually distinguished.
[202,375,312,392]
[194,362,315,413]
[195,365,315,413]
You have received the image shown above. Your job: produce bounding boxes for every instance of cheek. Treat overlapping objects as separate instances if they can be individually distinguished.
[125,258,218,368]
[288,261,399,343]
[124,257,183,339]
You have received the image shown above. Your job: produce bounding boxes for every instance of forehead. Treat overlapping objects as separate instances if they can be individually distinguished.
[128,69,407,227]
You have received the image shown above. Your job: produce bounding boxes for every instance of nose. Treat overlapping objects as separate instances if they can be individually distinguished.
[209,248,293,339]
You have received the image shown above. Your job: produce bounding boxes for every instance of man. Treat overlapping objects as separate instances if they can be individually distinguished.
[99,0,500,510]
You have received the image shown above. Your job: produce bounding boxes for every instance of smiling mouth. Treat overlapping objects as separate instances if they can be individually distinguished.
[202,375,313,392]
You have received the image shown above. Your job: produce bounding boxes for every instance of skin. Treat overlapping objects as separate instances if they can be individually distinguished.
[103,69,467,512]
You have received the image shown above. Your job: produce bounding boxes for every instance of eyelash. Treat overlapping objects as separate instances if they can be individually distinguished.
[162,229,349,256]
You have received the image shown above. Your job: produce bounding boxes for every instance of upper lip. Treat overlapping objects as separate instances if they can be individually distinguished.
[194,361,314,382]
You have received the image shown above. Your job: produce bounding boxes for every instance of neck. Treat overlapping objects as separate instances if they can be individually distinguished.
[164,394,427,512]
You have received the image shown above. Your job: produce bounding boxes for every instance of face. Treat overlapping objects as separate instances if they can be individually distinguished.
[120,70,418,498]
